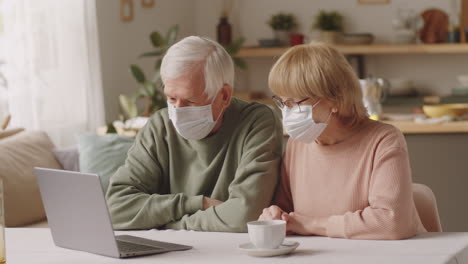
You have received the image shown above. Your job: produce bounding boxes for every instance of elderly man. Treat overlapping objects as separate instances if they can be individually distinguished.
[106,36,282,232]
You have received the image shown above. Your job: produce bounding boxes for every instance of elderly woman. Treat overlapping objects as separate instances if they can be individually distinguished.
[259,42,426,240]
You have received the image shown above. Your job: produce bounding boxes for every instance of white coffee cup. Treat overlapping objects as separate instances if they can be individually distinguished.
[247,220,286,249]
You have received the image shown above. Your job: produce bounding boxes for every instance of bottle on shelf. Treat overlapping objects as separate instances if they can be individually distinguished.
[217,10,232,46]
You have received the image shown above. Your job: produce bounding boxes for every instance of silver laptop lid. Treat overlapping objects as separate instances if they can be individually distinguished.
[35,167,120,258]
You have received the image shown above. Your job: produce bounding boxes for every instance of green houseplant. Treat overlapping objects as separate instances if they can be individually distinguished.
[119,25,180,120]
[268,13,297,46]
[313,10,343,44]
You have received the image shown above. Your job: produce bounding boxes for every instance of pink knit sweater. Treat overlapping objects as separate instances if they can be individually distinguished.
[275,120,426,240]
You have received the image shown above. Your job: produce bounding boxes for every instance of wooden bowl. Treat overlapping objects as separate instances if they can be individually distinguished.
[422,104,468,118]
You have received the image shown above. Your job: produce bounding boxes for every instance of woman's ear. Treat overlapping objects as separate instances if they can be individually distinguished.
[332,107,338,113]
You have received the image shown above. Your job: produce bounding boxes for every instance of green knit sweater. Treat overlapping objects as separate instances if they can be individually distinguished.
[106,98,282,232]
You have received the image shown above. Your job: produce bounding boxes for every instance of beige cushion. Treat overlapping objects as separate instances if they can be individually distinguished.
[0,128,24,140]
[0,131,62,226]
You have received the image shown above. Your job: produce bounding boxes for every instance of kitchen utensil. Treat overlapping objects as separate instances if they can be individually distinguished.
[360,77,390,118]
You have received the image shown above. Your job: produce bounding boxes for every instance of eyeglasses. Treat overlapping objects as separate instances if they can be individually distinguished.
[272,96,310,111]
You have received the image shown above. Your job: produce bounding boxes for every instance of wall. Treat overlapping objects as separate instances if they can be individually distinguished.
[96,0,196,122]
[0,0,7,123]
[195,0,468,98]
[97,0,468,121]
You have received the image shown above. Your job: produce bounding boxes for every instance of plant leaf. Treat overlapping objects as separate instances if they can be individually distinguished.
[233,57,248,70]
[136,87,148,98]
[144,81,156,96]
[165,24,179,46]
[230,37,245,54]
[139,50,164,58]
[154,58,163,70]
[223,37,245,56]
[106,122,117,134]
[150,31,166,47]
[130,64,146,84]
[119,94,138,119]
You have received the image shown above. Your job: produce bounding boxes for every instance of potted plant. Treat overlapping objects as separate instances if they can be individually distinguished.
[313,10,343,44]
[119,25,180,123]
[268,13,297,46]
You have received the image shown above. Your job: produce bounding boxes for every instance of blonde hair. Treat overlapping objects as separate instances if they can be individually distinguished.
[269,41,368,127]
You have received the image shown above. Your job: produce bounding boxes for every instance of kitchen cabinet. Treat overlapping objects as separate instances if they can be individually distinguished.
[405,133,468,232]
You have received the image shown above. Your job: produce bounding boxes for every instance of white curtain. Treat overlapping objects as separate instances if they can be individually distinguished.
[1,0,105,148]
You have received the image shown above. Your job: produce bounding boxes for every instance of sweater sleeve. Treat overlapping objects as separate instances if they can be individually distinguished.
[326,136,424,240]
[164,107,283,232]
[273,140,294,213]
[105,119,203,230]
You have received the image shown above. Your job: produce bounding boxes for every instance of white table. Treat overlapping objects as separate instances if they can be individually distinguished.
[6,228,468,264]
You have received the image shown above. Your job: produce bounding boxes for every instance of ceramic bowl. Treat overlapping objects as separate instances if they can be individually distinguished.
[422,104,468,118]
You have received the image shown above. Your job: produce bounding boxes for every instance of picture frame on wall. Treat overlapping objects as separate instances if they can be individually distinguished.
[358,0,390,4]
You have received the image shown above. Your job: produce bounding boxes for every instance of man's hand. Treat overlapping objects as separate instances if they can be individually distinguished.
[203,197,222,210]
[258,205,289,221]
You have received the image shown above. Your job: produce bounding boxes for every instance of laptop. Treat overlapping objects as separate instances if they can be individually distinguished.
[34,167,192,258]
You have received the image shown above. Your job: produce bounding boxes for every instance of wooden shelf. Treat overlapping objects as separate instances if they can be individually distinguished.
[384,120,468,134]
[237,44,468,58]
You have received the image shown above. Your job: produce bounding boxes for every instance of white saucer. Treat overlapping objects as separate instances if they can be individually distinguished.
[238,240,299,257]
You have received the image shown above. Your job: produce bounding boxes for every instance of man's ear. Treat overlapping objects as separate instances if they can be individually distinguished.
[221,84,232,106]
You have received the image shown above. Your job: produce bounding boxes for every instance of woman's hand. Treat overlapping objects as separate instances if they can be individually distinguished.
[286,212,328,236]
[258,205,289,221]
[203,197,222,209]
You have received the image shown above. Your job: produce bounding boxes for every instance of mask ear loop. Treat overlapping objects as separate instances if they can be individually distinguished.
[211,90,228,122]
[311,99,332,124]
[212,105,225,122]
[324,110,333,124]
[312,99,321,108]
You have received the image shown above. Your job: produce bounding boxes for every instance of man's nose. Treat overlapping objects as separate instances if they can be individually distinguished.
[173,100,187,108]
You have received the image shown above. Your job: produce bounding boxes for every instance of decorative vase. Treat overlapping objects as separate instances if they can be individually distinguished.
[319,31,341,44]
[289,33,304,46]
[274,30,290,46]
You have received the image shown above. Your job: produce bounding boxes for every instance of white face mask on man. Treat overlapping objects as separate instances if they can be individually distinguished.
[168,101,223,140]
[282,100,331,143]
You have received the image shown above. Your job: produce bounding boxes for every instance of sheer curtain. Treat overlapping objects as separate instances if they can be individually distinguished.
[2,0,105,147]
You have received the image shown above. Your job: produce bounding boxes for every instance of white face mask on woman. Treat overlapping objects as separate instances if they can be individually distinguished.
[168,101,222,140]
[282,100,330,143]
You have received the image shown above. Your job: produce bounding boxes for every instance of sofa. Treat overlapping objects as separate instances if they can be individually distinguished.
[0,129,134,228]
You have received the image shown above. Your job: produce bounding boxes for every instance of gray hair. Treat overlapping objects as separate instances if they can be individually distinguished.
[161,36,235,100]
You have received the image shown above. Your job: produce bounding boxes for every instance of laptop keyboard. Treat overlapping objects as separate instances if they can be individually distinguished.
[117,240,160,253]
